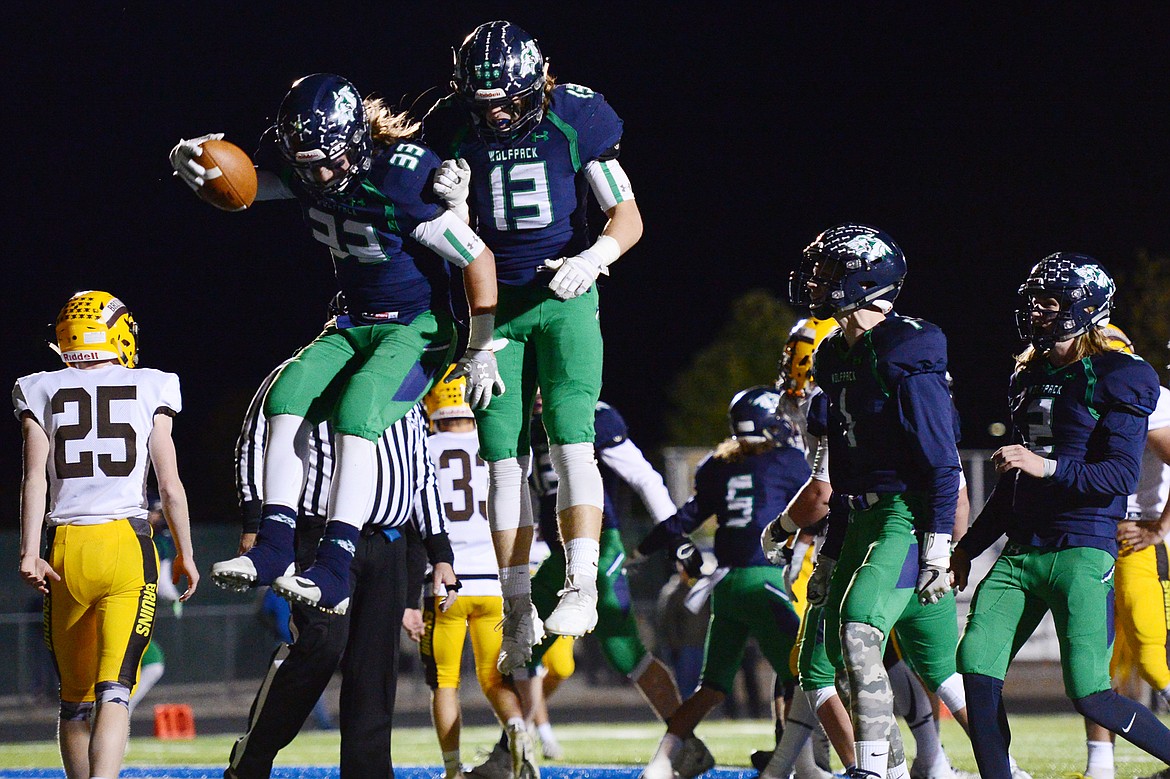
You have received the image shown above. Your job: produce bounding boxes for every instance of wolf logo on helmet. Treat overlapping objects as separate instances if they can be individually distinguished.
[1014,252,1115,351]
[54,290,139,368]
[789,223,907,321]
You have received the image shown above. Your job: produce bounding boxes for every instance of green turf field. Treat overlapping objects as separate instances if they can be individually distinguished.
[0,716,1166,778]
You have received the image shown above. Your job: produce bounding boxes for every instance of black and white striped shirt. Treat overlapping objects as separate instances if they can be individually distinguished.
[235,362,448,540]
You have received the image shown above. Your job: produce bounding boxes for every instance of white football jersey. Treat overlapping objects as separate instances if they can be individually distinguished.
[426,429,499,596]
[1128,385,1170,519]
[13,364,181,525]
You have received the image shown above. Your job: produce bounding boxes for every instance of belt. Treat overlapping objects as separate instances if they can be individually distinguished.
[844,492,882,511]
[361,526,402,541]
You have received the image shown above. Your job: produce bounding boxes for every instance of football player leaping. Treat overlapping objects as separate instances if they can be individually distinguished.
[424,21,643,671]
[170,74,495,613]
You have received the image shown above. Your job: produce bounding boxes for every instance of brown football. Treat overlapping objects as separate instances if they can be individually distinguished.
[195,139,257,212]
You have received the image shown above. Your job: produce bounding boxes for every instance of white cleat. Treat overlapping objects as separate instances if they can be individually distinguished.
[543,581,598,637]
[497,597,544,675]
[672,736,715,779]
[507,721,540,779]
[272,574,350,615]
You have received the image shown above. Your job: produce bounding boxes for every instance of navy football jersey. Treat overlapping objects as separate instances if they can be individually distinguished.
[261,139,452,324]
[640,445,811,568]
[961,350,1160,557]
[425,84,623,286]
[812,315,960,534]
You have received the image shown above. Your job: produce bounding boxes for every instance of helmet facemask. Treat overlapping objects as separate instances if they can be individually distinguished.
[1014,254,1114,351]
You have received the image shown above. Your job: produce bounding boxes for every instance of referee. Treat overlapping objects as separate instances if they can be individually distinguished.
[226,358,456,779]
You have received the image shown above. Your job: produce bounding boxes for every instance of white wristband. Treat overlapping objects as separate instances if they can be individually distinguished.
[921,532,952,563]
[779,512,799,534]
[1041,458,1057,478]
[581,234,622,275]
[467,313,496,351]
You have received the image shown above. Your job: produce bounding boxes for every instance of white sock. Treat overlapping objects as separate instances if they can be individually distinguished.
[500,566,531,599]
[564,537,600,584]
[328,434,376,528]
[537,722,556,742]
[762,686,816,778]
[263,414,311,508]
[855,740,888,776]
[887,759,910,779]
[1085,740,1114,779]
[442,750,461,777]
[506,716,526,731]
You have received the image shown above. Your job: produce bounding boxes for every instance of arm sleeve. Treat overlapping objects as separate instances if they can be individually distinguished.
[638,458,718,554]
[956,472,1015,558]
[896,371,961,534]
[584,158,635,211]
[598,439,676,523]
[235,369,280,533]
[410,209,487,268]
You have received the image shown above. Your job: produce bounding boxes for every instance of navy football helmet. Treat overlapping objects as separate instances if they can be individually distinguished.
[276,73,372,194]
[789,224,907,320]
[728,386,791,444]
[1015,253,1115,350]
[453,21,546,146]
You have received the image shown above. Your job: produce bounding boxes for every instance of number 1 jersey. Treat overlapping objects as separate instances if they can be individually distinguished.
[13,364,181,525]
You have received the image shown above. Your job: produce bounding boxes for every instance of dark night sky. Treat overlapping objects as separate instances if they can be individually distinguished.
[7,4,1170,525]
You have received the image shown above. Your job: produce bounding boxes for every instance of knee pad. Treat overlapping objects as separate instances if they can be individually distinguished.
[487,458,532,532]
[95,681,131,709]
[935,672,967,715]
[549,443,603,512]
[60,700,94,722]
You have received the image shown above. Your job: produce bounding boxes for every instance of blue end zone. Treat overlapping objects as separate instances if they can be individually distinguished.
[0,767,758,779]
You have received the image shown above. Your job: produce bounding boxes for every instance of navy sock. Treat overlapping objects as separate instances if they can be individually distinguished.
[1074,689,1170,762]
[313,521,360,578]
[255,505,296,550]
[963,673,1013,779]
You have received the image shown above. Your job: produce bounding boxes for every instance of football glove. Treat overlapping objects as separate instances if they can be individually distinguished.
[916,532,953,606]
[760,518,792,566]
[433,158,471,219]
[544,254,605,300]
[448,348,504,410]
[806,555,836,608]
[169,133,224,190]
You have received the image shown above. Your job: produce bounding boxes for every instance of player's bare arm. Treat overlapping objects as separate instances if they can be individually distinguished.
[149,413,199,600]
[18,416,59,594]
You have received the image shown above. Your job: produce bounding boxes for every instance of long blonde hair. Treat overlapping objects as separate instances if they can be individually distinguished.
[713,437,774,463]
[363,97,420,145]
[1015,326,1122,369]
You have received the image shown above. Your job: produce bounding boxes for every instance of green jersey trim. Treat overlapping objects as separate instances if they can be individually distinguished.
[546,110,581,172]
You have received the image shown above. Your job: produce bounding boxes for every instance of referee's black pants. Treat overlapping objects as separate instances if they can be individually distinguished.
[227,518,408,779]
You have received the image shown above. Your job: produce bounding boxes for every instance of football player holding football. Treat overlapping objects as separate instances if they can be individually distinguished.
[170,73,491,613]
[424,21,643,668]
[952,255,1170,778]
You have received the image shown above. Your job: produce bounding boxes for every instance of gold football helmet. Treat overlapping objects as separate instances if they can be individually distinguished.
[778,317,839,398]
[1101,322,1133,354]
[55,290,138,367]
[424,366,474,429]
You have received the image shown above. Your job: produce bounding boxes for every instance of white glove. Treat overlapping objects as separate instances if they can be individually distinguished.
[806,555,836,608]
[544,254,605,300]
[784,538,811,600]
[448,348,505,409]
[760,518,791,566]
[169,133,224,190]
[433,158,471,211]
[916,532,953,606]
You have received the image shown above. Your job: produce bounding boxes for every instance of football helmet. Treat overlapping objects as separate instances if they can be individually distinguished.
[1101,322,1134,354]
[276,73,371,194]
[55,290,138,367]
[424,367,475,428]
[453,21,546,146]
[728,386,791,444]
[777,317,839,398]
[789,223,907,320]
[1015,253,1115,350]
